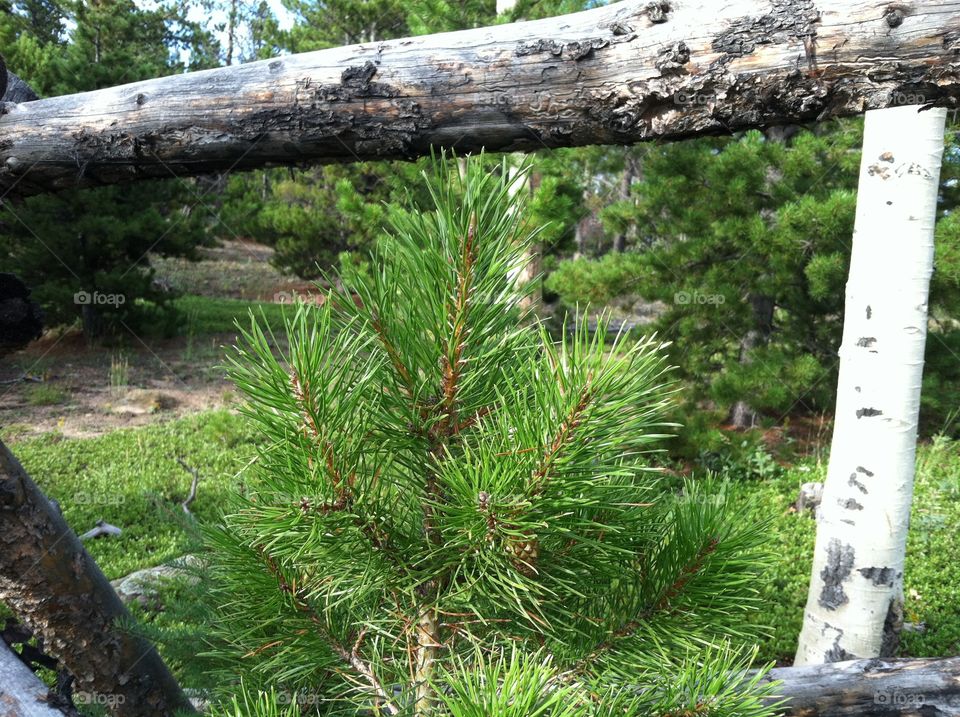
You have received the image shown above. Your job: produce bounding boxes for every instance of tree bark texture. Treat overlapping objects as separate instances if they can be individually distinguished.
[0,440,197,716]
[2,0,960,196]
[766,655,960,716]
[0,639,70,716]
[795,105,947,665]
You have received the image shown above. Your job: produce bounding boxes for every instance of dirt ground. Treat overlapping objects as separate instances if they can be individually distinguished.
[0,328,239,440]
[0,239,298,442]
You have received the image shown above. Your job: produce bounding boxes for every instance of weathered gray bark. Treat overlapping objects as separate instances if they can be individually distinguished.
[765,655,960,716]
[0,441,197,716]
[2,0,960,196]
[0,640,70,716]
[0,54,40,106]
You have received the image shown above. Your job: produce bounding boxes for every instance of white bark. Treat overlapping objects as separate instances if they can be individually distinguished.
[0,641,66,716]
[795,105,946,665]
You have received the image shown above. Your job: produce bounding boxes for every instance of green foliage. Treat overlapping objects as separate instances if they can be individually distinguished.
[8,411,960,692]
[24,383,67,406]
[209,684,301,717]
[547,122,960,432]
[172,295,290,336]
[1,182,205,337]
[0,0,215,339]
[264,163,427,278]
[203,156,776,715]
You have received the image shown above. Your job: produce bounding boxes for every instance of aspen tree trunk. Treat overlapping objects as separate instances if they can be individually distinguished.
[795,105,946,665]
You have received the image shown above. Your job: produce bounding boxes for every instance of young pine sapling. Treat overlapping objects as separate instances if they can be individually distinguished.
[209,155,777,716]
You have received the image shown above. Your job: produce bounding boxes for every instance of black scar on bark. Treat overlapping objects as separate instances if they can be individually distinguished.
[331,61,398,99]
[823,623,856,662]
[819,539,855,610]
[880,597,903,657]
[711,0,819,58]
[866,305,873,319]
[515,38,610,60]
[859,566,899,587]
[849,472,869,494]
[856,337,877,347]
[857,407,883,418]
[655,41,690,74]
[645,1,671,24]
[842,498,864,510]
[341,61,377,86]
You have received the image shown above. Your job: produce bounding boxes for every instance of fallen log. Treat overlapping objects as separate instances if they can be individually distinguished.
[0,639,71,716]
[766,655,960,716]
[0,440,197,716]
[2,0,960,196]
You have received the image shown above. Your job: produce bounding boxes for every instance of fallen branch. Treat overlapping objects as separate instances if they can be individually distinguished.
[175,456,202,515]
[2,0,960,196]
[78,520,122,540]
[765,655,960,716]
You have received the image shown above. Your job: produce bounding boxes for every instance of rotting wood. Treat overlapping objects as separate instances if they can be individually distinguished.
[2,0,960,196]
[765,655,960,716]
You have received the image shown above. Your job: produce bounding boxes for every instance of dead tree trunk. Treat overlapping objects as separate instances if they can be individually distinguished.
[765,655,960,716]
[0,441,197,716]
[0,640,71,716]
[2,0,960,197]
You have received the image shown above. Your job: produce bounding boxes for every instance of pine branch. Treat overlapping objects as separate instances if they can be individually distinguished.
[529,375,594,497]
[454,404,494,433]
[371,312,416,398]
[411,215,483,715]
[653,536,720,613]
[441,213,477,437]
[572,537,722,672]
[255,546,401,716]
[290,368,394,557]
[290,366,352,507]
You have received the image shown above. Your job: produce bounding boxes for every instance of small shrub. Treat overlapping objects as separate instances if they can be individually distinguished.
[204,155,777,716]
[109,353,130,396]
[25,383,66,406]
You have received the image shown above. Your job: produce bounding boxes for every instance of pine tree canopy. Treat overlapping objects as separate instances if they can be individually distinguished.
[207,154,779,716]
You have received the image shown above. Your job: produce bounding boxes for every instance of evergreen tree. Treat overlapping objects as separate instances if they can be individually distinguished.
[0,0,65,94]
[213,0,500,280]
[205,156,776,716]
[0,0,215,338]
[547,122,960,434]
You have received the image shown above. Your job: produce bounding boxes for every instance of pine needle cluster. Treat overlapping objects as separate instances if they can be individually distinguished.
[206,154,778,716]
